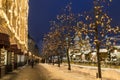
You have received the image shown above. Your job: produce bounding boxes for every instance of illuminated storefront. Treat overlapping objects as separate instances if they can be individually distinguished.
[0,33,10,78]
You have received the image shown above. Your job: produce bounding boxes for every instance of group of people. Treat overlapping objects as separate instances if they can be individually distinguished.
[28,59,39,68]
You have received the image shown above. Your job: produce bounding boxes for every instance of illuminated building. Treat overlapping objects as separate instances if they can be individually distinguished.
[0,0,29,78]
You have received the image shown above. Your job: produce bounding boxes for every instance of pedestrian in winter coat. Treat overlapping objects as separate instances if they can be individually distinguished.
[31,59,34,68]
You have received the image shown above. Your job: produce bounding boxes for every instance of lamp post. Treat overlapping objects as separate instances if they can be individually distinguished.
[106,38,111,67]
[106,38,111,61]
[57,45,61,67]
[65,37,71,70]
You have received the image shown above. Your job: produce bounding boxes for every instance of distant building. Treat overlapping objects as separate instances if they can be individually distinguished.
[28,35,40,59]
[69,30,91,61]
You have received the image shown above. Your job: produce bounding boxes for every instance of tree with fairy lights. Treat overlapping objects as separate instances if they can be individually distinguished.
[56,2,82,70]
[76,0,120,79]
[49,21,64,67]
[42,25,61,65]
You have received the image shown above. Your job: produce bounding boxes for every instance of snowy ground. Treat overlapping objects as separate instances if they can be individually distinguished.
[0,63,120,80]
[40,63,120,80]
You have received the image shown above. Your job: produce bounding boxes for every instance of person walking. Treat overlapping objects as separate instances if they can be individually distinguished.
[31,59,34,68]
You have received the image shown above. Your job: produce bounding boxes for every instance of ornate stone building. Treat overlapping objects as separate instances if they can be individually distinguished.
[0,0,29,52]
[69,30,92,61]
[0,0,29,78]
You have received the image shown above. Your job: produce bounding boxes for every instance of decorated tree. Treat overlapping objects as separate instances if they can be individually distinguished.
[76,0,120,79]
[56,2,83,70]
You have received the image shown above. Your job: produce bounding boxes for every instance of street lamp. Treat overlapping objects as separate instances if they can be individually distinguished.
[57,45,61,67]
[106,38,111,61]
[65,37,71,70]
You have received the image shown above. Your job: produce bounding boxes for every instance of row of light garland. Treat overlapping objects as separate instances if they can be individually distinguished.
[41,0,120,62]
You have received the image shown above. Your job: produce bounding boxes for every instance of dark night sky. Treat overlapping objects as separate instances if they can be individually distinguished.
[28,0,120,48]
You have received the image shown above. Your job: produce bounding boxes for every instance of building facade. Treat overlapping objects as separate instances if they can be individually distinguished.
[28,35,40,61]
[0,0,29,78]
[0,0,28,51]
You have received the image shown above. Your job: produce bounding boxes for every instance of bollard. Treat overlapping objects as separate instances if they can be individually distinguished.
[96,73,98,78]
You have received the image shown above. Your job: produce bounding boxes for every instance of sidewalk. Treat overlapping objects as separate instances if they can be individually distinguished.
[0,64,51,80]
[40,63,95,80]
[40,63,120,80]
[0,66,25,80]
[0,63,120,80]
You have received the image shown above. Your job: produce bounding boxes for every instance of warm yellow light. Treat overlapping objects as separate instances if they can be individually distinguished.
[29,52,31,56]
[114,50,117,53]
[95,15,99,18]
[110,0,112,2]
